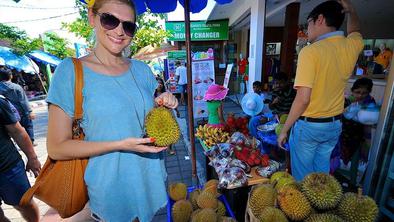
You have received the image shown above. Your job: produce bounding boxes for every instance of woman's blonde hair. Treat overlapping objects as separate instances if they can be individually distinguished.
[91,0,137,21]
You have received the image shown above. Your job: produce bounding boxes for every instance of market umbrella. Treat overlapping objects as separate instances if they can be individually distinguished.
[0,46,39,74]
[132,43,177,60]
[28,50,62,67]
[80,0,234,184]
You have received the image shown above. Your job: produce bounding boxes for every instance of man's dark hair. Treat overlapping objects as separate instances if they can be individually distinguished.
[307,0,345,30]
[0,67,12,81]
[273,72,288,82]
[351,78,373,92]
[253,81,262,87]
[175,61,181,66]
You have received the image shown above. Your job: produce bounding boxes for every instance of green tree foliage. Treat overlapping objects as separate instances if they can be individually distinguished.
[63,1,170,55]
[42,32,75,59]
[0,23,42,55]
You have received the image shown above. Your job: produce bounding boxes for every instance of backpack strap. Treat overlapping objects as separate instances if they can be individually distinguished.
[71,58,83,120]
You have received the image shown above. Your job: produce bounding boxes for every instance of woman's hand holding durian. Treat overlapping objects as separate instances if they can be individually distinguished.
[119,137,167,153]
[155,92,178,109]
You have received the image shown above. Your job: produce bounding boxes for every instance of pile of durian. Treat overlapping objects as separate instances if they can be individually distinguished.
[169,180,237,222]
[247,172,378,222]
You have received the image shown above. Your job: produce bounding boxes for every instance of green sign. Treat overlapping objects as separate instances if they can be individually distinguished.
[165,20,229,41]
[167,50,187,60]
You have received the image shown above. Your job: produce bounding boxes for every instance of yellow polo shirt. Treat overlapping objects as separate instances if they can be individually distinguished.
[295,32,364,118]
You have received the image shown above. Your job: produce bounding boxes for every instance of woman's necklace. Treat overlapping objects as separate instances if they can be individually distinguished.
[93,51,147,137]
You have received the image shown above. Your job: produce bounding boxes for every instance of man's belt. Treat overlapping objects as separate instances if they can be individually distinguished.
[299,114,342,123]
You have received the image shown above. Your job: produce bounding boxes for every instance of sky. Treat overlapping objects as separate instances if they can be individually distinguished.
[0,0,215,41]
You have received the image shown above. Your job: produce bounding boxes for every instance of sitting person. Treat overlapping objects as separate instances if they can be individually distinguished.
[253,81,263,96]
[269,72,296,115]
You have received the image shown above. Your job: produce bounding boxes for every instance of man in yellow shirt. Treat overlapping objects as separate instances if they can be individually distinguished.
[278,0,364,181]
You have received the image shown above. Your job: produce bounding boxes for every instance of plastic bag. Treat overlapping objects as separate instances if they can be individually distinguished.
[218,167,248,189]
[255,160,281,177]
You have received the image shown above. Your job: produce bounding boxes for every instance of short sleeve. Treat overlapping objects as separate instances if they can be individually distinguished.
[46,58,75,118]
[0,98,18,125]
[132,59,158,96]
[294,47,316,89]
[346,32,364,54]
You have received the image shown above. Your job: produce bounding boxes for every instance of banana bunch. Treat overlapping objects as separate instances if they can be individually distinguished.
[195,125,230,147]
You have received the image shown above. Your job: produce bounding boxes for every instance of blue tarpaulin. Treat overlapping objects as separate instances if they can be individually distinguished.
[0,46,39,74]
[28,50,62,67]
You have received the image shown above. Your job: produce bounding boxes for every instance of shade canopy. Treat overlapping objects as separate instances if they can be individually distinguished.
[0,46,39,74]
[80,0,233,14]
[28,50,62,67]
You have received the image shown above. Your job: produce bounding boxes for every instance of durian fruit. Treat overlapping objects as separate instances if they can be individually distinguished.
[172,200,193,222]
[145,107,180,146]
[188,189,201,210]
[191,208,218,222]
[219,216,237,222]
[277,186,311,221]
[168,183,187,201]
[305,213,344,222]
[204,179,219,197]
[217,200,226,216]
[270,171,292,185]
[256,206,288,222]
[249,184,277,217]
[301,173,342,210]
[337,188,378,222]
[197,191,218,209]
[275,177,297,191]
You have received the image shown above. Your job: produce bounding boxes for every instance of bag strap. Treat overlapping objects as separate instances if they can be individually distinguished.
[20,58,85,206]
[72,58,84,120]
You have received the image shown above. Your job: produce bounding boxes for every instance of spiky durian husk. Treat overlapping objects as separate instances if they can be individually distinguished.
[217,200,226,216]
[204,179,219,196]
[305,213,344,222]
[169,183,187,201]
[191,208,218,222]
[256,206,288,222]
[301,173,342,210]
[278,186,311,221]
[197,191,218,209]
[337,192,378,222]
[275,177,297,191]
[249,184,277,217]
[172,200,193,222]
[189,189,201,210]
[145,107,180,146]
[270,171,292,185]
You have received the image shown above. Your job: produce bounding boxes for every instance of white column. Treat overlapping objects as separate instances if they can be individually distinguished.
[247,0,266,92]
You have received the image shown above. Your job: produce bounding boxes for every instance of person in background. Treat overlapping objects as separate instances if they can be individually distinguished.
[341,78,375,164]
[46,0,178,221]
[0,68,36,146]
[204,84,228,129]
[0,95,41,222]
[269,72,296,115]
[278,0,364,181]
[252,81,263,96]
[375,43,392,71]
[175,61,187,105]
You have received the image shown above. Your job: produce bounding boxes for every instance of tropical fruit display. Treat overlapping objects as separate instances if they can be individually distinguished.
[337,188,378,222]
[169,183,187,201]
[145,107,180,146]
[245,171,379,222]
[195,124,230,148]
[301,173,342,210]
[170,181,234,222]
[224,114,250,136]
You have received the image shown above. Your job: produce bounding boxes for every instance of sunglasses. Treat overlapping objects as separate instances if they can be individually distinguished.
[96,12,137,37]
